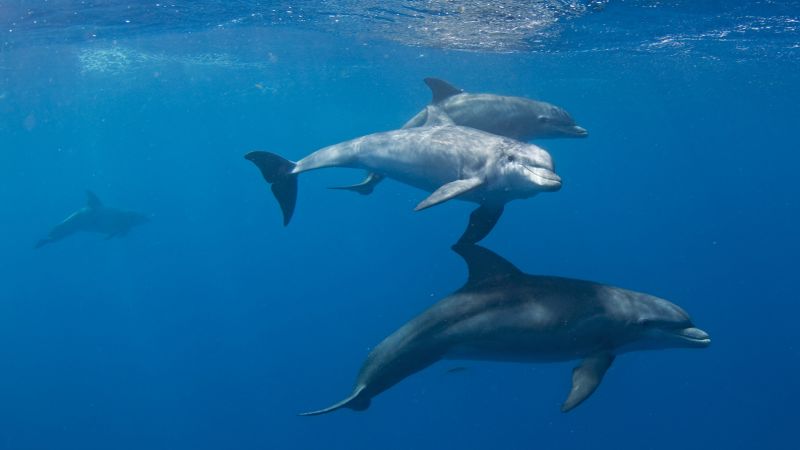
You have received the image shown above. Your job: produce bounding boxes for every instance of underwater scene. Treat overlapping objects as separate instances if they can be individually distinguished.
[1,1,799,449]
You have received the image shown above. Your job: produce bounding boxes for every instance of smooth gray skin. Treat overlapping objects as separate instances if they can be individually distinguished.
[336,77,586,195]
[35,191,149,249]
[405,78,588,141]
[301,245,710,416]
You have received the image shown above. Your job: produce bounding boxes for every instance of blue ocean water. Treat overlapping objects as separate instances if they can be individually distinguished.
[1,1,798,449]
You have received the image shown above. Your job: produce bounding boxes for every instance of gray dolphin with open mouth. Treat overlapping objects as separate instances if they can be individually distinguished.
[334,77,587,195]
[35,191,149,249]
[245,107,561,244]
[301,244,711,416]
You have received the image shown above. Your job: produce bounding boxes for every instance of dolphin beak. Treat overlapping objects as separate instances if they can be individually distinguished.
[674,327,711,347]
[571,125,588,137]
[525,166,562,191]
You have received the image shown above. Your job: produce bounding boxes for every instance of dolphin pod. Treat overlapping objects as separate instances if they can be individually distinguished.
[301,245,710,415]
[241,77,709,413]
[336,77,588,195]
[35,191,149,249]
[34,77,707,417]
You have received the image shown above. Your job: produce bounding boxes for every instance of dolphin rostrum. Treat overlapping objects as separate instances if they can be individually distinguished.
[333,77,588,195]
[301,244,710,415]
[35,191,149,249]
[245,107,561,244]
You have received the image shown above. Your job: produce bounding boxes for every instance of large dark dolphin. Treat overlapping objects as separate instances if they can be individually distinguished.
[301,245,710,415]
[334,77,587,195]
[35,191,149,249]
[245,107,561,244]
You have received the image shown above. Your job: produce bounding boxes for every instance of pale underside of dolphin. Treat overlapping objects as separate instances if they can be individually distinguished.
[333,77,588,195]
[245,108,561,244]
[35,191,149,249]
[300,244,710,416]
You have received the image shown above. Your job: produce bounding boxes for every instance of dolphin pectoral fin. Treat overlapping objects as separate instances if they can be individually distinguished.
[244,151,299,226]
[457,204,504,244]
[561,352,615,413]
[415,178,484,211]
[299,385,370,416]
[86,190,103,209]
[424,77,464,103]
[329,173,384,195]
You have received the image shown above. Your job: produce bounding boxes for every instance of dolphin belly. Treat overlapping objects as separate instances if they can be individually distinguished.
[444,335,603,363]
[442,319,615,363]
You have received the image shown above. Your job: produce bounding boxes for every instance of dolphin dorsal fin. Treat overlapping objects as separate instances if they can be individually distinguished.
[452,244,522,285]
[424,77,463,103]
[86,190,103,209]
[422,105,455,127]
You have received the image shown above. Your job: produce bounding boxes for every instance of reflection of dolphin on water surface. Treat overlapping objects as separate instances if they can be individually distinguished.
[302,245,710,415]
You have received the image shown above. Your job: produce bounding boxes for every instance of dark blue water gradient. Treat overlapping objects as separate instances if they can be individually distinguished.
[0,5,798,450]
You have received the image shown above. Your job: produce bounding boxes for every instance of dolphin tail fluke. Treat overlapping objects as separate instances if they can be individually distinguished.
[244,151,298,226]
[299,386,370,416]
[457,204,504,244]
[329,173,384,196]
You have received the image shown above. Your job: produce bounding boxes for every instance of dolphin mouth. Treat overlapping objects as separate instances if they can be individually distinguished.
[571,125,589,137]
[523,165,562,190]
[674,327,711,347]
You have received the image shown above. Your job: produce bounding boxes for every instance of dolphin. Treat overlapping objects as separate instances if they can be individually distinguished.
[245,107,561,244]
[333,77,588,195]
[301,245,711,416]
[407,77,588,140]
[35,191,149,249]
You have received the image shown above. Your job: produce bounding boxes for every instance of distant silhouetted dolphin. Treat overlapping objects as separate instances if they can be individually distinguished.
[301,245,710,416]
[35,191,149,249]
[333,77,587,195]
[245,107,561,244]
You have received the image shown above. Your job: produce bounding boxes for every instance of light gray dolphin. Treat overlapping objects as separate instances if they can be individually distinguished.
[245,107,561,244]
[407,77,588,140]
[301,245,710,416]
[333,77,587,195]
[35,191,149,249]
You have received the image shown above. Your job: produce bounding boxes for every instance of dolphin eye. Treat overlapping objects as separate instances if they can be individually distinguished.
[506,155,515,162]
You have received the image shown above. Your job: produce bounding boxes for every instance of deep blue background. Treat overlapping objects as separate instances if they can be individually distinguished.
[1,10,799,450]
